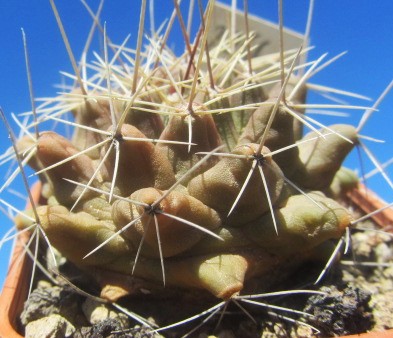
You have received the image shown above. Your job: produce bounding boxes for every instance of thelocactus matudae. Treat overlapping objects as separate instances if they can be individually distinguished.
[14,1,360,305]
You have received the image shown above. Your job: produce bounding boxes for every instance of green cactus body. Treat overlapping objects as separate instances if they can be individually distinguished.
[14,2,358,306]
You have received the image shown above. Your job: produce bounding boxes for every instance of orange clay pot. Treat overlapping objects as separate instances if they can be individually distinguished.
[0,182,42,338]
[0,182,392,337]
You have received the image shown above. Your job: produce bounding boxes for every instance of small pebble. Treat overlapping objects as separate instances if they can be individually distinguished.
[25,314,75,338]
[82,298,129,328]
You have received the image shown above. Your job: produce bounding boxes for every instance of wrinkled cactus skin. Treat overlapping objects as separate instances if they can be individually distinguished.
[15,13,358,302]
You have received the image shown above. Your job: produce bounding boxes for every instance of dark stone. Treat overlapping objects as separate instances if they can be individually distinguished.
[73,318,127,338]
[20,281,87,327]
[304,284,373,336]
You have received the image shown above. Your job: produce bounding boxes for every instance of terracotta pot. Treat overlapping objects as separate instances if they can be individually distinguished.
[340,183,393,338]
[0,182,392,337]
[347,183,393,232]
[0,182,42,338]
[343,331,393,338]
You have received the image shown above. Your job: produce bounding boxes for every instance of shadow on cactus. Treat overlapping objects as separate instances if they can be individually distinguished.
[6,0,392,336]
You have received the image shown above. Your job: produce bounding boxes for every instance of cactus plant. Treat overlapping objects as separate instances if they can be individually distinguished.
[1,0,393,336]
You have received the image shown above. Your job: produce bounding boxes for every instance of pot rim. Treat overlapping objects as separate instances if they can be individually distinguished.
[0,182,41,338]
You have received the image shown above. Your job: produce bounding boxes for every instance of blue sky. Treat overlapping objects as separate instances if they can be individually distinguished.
[0,1,392,290]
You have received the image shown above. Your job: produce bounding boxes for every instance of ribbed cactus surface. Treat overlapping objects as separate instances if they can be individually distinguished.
[13,1,364,306]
